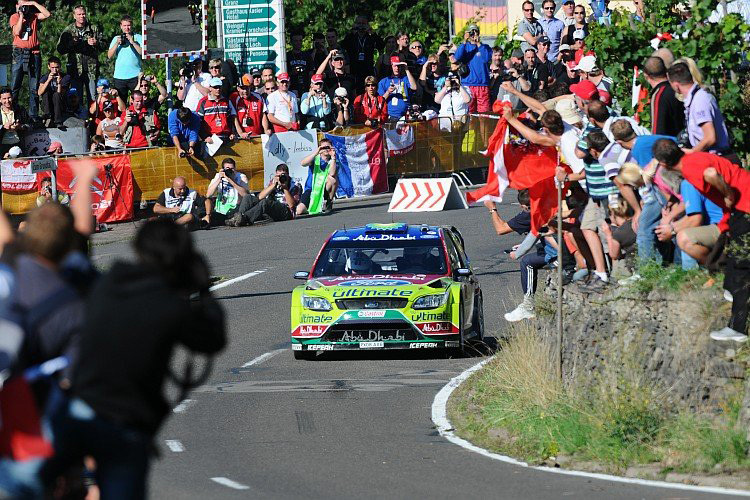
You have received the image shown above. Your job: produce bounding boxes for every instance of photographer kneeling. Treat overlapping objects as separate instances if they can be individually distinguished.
[225,164,300,227]
[153,176,211,229]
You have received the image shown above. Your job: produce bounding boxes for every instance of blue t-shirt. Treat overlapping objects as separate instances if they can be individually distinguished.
[378,75,413,119]
[631,134,675,168]
[453,42,492,86]
[110,34,143,79]
[681,180,724,225]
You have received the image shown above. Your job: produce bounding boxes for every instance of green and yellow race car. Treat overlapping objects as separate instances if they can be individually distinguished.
[290,223,484,359]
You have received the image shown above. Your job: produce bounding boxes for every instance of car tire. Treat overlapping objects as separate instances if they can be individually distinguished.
[293,350,316,361]
[470,292,485,342]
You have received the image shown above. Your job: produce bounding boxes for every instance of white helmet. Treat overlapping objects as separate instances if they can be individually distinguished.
[346,250,371,274]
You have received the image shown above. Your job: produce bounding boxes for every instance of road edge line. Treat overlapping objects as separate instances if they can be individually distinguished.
[431,358,750,498]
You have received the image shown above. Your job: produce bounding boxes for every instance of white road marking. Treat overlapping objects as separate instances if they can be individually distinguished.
[172,399,196,413]
[211,477,250,490]
[165,440,184,452]
[241,348,286,368]
[431,359,750,497]
[209,269,267,292]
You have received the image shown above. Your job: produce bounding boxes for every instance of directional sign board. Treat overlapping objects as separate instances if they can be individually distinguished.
[30,156,57,174]
[221,0,286,75]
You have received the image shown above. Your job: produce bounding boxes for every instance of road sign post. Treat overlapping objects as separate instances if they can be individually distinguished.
[220,0,287,74]
[31,156,58,198]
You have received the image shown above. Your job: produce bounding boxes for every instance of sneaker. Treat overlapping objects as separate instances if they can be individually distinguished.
[224,213,245,227]
[578,276,609,293]
[709,327,748,343]
[724,290,733,303]
[324,199,334,213]
[618,273,642,286]
[504,300,535,322]
[572,269,590,282]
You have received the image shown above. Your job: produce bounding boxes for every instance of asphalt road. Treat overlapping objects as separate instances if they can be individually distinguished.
[146,5,202,56]
[91,194,730,499]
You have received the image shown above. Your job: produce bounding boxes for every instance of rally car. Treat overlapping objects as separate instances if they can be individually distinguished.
[290,223,484,359]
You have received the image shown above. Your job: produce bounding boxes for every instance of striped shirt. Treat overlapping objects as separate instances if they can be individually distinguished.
[577,124,617,200]
[196,96,236,136]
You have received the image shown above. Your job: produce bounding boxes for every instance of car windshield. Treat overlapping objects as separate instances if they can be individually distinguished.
[312,241,448,277]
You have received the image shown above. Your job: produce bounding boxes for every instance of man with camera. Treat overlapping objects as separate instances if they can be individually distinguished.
[300,73,335,130]
[177,55,211,112]
[297,139,338,215]
[57,5,107,106]
[435,71,472,126]
[315,49,356,102]
[231,77,271,138]
[88,78,126,131]
[107,15,143,102]
[118,90,161,149]
[0,87,31,158]
[10,0,51,124]
[137,73,168,111]
[205,158,249,225]
[342,15,384,93]
[353,75,388,126]
[225,164,300,227]
[377,56,418,120]
[36,176,70,207]
[153,176,210,228]
[169,106,202,158]
[37,56,71,128]
[454,24,493,113]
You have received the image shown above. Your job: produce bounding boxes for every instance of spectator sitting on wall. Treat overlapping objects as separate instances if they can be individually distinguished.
[0,87,31,158]
[266,73,300,133]
[168,106,202,158]
[88,78,125,130]
[176,55,211,112]
[297,139,338,216]
[11,0,51,123]
[36,176,70,207]
[153,176,210,229]
[196,77,238,143]
[107,15,143,102]
[137,73,167,111]
[225,163,301,227]
[37,56,71,128]
[231,75,271,138]
[118,90,160,149]
[97,100,123,149]
[378,56,418,120]
[353,75,388,127]
[56,5,107,106]
[205,158,248,226]
[65,87,86,121]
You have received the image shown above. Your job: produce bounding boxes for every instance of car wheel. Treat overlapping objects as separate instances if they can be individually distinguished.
[470,292,485,342]
[293,350,316,361]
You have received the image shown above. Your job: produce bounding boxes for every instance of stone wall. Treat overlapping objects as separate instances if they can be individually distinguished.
[535,273,748,430]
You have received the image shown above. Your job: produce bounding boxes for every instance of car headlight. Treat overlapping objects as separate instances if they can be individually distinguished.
[302,295,332,311]
[413,290,449,310]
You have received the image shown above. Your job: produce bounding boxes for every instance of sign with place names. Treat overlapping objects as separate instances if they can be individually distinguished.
[220,0,286,74]
[30,156,57,173]
[261,130,318,190]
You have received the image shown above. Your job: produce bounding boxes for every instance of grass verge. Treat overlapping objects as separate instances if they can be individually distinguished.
[448,323,750,479]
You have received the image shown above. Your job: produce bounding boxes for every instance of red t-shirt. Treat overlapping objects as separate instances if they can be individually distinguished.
[196,96,236,136]
[353,94,389,124]
[10,14,40,51]
[230,92,265,136]
[121,105,157,148]
[681,152,750,231]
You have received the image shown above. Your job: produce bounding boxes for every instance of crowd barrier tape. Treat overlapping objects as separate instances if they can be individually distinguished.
[1,115,496,215]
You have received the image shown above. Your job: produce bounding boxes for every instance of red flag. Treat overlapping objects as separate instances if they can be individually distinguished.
[0,378,54,461]
[528,176,566,235]
[365,128,388,194]
[56,154,134,223]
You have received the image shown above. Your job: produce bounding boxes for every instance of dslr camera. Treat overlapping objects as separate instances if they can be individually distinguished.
[181,64,194,79]
[120,33,129,45]
[19,4,37,16]
[278,173,290,185]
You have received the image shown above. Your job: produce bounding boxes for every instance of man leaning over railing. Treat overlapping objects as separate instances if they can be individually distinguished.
[168,106,202,158]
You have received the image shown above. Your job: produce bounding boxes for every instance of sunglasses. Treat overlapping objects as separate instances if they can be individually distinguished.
[209,66,221,70]
[210,85,222,89]
[524,8,534,11]
[544,6,555,9]
[313,81,323,85]
[410,45,423,49]
[365,83,376,87]
[266,87,277,91]
[575,10,585,14]
[279,80,289,84]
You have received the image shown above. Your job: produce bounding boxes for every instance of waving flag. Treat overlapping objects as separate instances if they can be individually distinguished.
[325,129,388,198]
[384,122,415,157]
[466,101,564,234]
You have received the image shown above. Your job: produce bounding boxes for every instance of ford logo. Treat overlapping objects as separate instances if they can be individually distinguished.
[364,301,379,309]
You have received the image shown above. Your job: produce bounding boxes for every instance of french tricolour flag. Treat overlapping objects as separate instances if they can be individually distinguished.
[325,129,388,197]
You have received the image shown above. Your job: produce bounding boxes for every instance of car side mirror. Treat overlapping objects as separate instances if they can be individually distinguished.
[455,268,471,277]
[294,271,309,280]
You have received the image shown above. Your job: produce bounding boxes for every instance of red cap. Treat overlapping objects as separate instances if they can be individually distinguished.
[311,73,324,83]
[390,56,403,65]
[569,80,599,100]
[277,72,290,81]
[598,89,612,106]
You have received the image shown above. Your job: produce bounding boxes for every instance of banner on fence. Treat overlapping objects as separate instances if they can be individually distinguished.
[325,129,387,197]
[261,130,318,190]
[385,122,415,157]
[1,159,39,192]
[56,155,134,223]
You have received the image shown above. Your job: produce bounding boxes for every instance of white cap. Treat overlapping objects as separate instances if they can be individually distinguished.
[573,29,586,40]
[334,87,348,97]
[7,146,22,159]
[574,55,597,72]
[208,77,223,87]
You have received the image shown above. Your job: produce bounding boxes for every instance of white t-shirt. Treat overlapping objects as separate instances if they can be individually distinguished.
[438,86,472,118]
[266,90,299,123]
[183,72,212,112]
[559,122,585,174]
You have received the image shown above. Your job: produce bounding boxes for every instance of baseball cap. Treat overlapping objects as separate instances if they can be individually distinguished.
[334,87,348,97]
[48,141,63,153]
[574,55,598,72]
[559,43,572,51]
[554,98,582,125]
[390,56,405,65]
[538,36,551,45]
[563,0,574,4]
[511,48,524,59]
[208,77,223,87]
[102,100,114,111]
[67,87,78,97]
[240,74,252,86]
[96,78,110,88]
[7,146,22,159]
[573,29,586,40]
[524,46,537,53]
[467,24,479,32]
[277,72,290,82]
[311,73,324,83]
[569,80,599,100]
[251,67,262,77]
[331,50,345,61]
[189,54,202,62]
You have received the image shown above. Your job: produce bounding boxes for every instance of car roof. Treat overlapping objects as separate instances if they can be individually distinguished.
[329,223,445,243]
